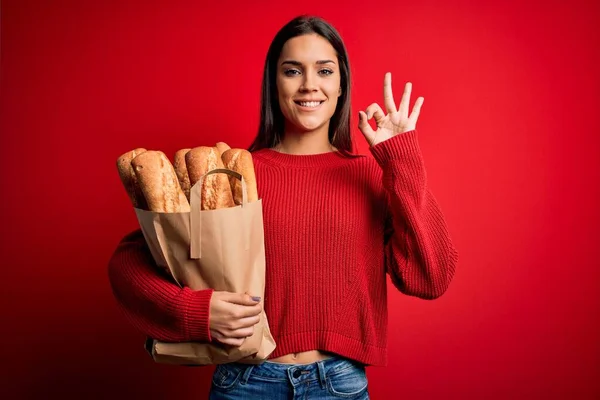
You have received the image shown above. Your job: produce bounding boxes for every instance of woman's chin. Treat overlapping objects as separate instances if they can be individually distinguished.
[291,119,328,134]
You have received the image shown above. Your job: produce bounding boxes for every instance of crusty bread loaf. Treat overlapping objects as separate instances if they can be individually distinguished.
[131,150,191,213]
[221,149,259,204]
[185,146,235,210]
[215,142,231,154]
[174,148,192,202]
[221,149,258,205]
[116,148,149,209]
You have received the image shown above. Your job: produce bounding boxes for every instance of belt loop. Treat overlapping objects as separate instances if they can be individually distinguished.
[317,360,327,389]
[240,365,254,385]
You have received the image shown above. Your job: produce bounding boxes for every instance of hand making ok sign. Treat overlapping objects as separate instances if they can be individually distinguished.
[358,72,424,146]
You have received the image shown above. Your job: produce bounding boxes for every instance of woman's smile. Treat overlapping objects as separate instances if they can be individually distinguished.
[294,99,325,110]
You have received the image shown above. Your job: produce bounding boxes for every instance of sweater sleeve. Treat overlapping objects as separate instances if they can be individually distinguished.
[369,130,459,299]
[107,229,214,342]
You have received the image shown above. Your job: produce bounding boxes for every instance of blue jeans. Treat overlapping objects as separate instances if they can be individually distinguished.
[209,356,370,399]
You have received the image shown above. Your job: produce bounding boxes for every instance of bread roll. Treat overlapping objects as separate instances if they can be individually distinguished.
[215,142,231,154]
[221,149,258,204]
[185,146,235,210]
[131,150,190,213]
[116,148,148,209]
[174,148,192,202]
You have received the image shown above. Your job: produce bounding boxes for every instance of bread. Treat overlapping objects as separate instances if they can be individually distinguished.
[215,142,231,154]
[221,149,259,204]
[174,148,192,202]
[185,146,235,210]
[116,148,149,209]
[131,150,191,212]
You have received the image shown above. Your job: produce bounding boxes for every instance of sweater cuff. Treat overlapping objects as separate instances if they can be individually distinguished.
[369,130,421,167]
[182,287,214,342]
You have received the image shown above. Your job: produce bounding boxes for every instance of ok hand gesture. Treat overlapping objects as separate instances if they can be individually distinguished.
[358,72,424,147]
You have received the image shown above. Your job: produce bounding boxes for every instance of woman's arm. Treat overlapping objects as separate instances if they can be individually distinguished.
[107,229,214,342]
[370,130,459,299]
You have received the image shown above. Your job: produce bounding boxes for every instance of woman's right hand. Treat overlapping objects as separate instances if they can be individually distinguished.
[209,291,263,347]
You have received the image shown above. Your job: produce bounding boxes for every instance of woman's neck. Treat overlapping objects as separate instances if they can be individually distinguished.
[273,126,336,155]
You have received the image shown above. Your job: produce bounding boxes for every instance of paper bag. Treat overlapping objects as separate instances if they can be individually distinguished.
[134,168,276,365]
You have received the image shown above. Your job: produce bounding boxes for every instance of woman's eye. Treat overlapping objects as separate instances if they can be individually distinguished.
[283,68,333,76]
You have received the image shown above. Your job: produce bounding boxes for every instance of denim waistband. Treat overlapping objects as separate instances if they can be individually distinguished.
[222,355,365,386]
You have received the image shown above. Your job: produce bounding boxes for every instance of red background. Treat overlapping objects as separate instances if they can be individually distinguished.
[1,0,599,398]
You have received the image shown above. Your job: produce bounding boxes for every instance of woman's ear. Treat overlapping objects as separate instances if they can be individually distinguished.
[338,87,342,96]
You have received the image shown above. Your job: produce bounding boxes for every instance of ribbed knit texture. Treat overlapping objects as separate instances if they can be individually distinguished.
[108,231,214,342]
[107,129,459,366]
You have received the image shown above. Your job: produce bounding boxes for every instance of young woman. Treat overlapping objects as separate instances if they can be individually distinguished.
[108,15,458,400]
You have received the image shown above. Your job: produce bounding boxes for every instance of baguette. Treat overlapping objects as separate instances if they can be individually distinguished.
[173,148,192,202]
[221,149,259,204]
[185,146,235,210]
[116,148,148,209]
[215,142,231,154]
[131,150,190,212]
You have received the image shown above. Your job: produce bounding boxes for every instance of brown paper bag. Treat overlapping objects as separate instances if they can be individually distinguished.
[134,168,276,365]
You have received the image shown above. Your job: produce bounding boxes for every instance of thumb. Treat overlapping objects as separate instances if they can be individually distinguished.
[358,111,376,145]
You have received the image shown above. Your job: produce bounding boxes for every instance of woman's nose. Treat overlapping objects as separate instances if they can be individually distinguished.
[300,73,318,92]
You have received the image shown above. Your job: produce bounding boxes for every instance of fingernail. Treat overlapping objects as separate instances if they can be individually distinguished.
[251,296,261,302]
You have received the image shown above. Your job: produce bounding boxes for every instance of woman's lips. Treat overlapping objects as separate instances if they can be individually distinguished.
[294,100,325,111]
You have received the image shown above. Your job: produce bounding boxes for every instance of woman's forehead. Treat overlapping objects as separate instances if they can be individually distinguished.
[278,34,337,64]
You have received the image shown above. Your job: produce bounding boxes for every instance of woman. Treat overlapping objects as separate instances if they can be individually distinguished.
[108,15,458,399]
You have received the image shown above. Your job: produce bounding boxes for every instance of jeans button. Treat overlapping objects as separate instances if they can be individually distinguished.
[293,369,302,378]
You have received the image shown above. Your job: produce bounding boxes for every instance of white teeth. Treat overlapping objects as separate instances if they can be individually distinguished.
[299,101,321,107]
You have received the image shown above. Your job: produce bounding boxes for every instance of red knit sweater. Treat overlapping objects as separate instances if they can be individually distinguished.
[108,130,459,366]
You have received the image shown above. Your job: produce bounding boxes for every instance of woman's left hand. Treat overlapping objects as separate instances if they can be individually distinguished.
[358,72,424,147]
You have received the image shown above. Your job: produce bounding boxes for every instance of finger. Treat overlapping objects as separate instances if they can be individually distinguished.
[383,72,396,114]
[365,103,385,123]
[226,326,255,339]
[398,82,412,117]
[358,111,376,144]
[409,96,424,124]
[231,302,263,318]
[221,292,261,306]
[228,314,261,330]
[213,333,245,347]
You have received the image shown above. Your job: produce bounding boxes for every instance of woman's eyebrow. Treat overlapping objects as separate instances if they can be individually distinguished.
[280,59,337,66]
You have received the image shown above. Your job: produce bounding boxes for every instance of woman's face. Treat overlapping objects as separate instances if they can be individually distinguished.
[276,34,341,135]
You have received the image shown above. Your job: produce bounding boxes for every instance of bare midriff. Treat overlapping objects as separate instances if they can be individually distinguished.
[268,350,335,364]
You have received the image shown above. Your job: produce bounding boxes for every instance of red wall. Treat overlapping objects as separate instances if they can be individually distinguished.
[2,0,599,398]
